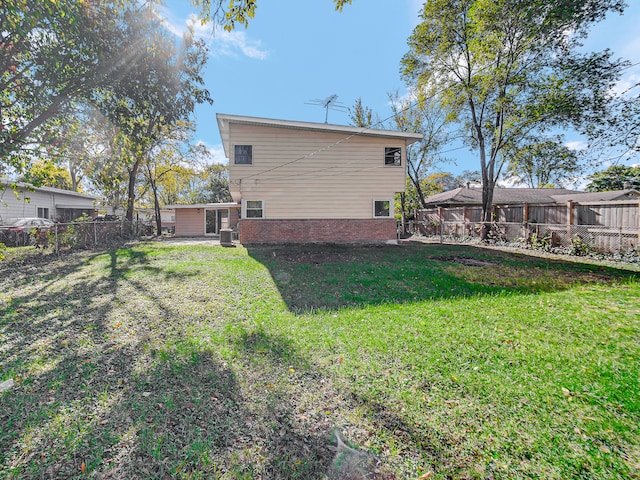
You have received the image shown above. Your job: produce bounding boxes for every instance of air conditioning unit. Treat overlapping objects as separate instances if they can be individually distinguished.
[220,228,233,247]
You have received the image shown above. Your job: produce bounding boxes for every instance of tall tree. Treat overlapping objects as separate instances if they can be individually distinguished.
[504,136,581,188]
[389,92,453,210]
[402,0,626,238]
[95,10,212,221]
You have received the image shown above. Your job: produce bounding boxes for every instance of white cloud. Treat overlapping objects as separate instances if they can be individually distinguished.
[209,26,269,60]
[159,9,268,60]
[198,142,228,165]
[565,140,588,151]
[613,71,640,96]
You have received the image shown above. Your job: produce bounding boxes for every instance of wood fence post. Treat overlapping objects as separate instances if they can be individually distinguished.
[522,203,529,241]
[567,201,574,243]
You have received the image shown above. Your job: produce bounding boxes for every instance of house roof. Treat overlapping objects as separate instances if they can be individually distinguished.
[2,180,98,200]
[167,202,240,210]
[216,113,424,157]
[423,187,579,206]
[551,189,640,203]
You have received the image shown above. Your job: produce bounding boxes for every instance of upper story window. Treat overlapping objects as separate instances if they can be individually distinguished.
[234,145,253,165]
[384,147,402,166]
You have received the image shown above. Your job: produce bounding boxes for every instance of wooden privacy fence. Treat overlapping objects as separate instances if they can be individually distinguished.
[414,200,640,253]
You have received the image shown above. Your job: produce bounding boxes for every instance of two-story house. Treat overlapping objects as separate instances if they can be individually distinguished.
[217,113,423,244]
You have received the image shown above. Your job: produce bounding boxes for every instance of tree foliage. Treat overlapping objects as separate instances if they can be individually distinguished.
[17,160,73,190]
[348,97,375,128]
[586,164,640,191]
[389,92,453,210]
[92,10,212,221]
[586,86,640,163]
[504,136,581,188]
[193,0,352,31]
[402,0,626,237]
[0,0,142,167]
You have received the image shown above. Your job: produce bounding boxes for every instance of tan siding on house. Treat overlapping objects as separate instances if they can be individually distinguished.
[174,209,205,237]
[228,124,407,219]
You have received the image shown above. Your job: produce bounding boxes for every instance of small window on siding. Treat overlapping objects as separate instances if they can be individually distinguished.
[37,207,49,219]
[384,147,401,166]
[234,145,253,165]
[245,200,263,218]
[374,200,391,217]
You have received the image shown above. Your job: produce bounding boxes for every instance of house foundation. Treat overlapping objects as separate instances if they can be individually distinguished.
[239,218,397,244]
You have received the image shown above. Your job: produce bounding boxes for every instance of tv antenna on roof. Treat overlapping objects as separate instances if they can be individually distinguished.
[305,94,347,123]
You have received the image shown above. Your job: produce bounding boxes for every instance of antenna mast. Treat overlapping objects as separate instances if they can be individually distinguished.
[305,94,347,123]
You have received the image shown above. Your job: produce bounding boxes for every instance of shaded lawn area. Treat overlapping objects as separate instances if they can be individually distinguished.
[0,242,638,479]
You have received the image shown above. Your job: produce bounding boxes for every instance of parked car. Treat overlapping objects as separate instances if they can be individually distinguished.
[1,217,55,232]
[0,217,55,246]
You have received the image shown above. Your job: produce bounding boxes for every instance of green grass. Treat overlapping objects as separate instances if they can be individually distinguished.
[0,242,638,479]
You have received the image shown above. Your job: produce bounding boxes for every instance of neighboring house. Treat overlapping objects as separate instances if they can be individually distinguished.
[421,186,579,208]
[135,208,177,233]
[419,186,640,225]
[168,203,240,237]
[0,181,97,224]
[217,113,423,243]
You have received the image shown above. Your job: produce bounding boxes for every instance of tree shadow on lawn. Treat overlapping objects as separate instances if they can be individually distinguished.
[0,247,335,479]
[246,243,640,312]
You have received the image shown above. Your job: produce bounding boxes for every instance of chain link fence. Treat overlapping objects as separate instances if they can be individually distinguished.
[0,220,145,253]
[404,220,640,256]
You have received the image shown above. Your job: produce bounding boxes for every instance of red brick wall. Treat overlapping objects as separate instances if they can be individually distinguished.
[238,219,397,244]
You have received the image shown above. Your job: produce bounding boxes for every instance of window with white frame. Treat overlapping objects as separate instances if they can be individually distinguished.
[384,147,402,166]
[234,145,253,165]
[373,200,391,217]
[37,207,49,219]
[245,200,263,218]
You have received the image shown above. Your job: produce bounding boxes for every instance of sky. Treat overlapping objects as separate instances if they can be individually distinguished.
[160,0,640,181]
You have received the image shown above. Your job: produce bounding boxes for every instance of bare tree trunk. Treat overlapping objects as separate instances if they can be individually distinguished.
[152,181,162,236]
[126,158,141,222]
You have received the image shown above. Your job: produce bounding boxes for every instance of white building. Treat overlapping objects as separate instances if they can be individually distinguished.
[0,181,98,224]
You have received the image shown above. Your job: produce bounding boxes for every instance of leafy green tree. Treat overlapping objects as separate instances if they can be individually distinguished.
[191,164,233,204]
[586,164,640,191]
[504,137,581,188]
[0,0,140,167]
[17,161,73,190]
[94,11,212,221]
[348,97,375,127]
[402,0,626,238]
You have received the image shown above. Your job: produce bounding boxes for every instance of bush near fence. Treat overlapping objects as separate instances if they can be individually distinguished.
[408,219,639,256]
[414,201,640,255]
[0,220,144,252]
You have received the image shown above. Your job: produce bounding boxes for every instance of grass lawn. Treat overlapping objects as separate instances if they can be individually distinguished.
[0,241,638,479]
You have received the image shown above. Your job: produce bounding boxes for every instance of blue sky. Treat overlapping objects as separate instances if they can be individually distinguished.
[161,0,640,180]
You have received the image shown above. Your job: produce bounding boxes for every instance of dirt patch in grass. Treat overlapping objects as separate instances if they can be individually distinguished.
[272,250,360,265]
[431,255,497,267]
